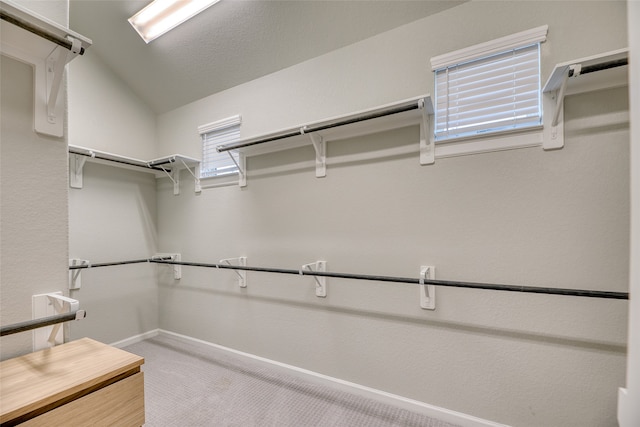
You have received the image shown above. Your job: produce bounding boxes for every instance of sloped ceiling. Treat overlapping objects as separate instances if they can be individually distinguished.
[70,0,466,114]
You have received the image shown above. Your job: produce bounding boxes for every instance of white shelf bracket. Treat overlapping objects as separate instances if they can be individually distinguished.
[159,163,180,195]
[69,154,88,189]
[544,66,581,151]
[301,261,327,297]
[418,98,435,165]
[46,37,81,125]
[179,158,201,193]
[68,259,89,290]
[226,152,247,187]
[309,133,326,177]
[32,292,81,350]
[153,253,181,279]
[219,257,247,288]
[419,265,436,310]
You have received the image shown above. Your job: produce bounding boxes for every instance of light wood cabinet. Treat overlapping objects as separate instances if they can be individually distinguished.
[0,338,144,426]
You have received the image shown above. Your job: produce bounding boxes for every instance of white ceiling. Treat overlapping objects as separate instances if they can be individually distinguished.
[69,0,465,114]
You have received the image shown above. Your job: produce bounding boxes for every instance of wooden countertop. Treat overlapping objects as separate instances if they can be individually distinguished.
[0,338,144,424]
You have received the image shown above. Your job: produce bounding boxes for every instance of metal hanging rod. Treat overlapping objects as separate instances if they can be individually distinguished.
[568,58,628,77]
[0,9,85,55]
[1,311,86,337]
[149,259,628,300]
[68,257,175,270]
[216,102,421,153]
[68,149,170,172]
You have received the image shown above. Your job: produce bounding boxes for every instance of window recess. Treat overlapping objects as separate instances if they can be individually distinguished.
[542,48,629,149]
[214,95,434,186]
[198,115,245,187]
[68,145,200,194]
[1,0,92,137]
[430,25,548,156]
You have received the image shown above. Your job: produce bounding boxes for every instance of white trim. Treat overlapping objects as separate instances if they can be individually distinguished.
[157,329,507,427]
[109,329,159,348]
[198,114,242,135]
[436,127,543,158]
[430,25,548,70]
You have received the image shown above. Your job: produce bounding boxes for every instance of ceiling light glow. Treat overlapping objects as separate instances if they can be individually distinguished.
[128,0,220,43]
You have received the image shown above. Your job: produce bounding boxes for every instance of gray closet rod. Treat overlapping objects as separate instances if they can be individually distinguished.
[69,150,170,172]
[0,311,86,337]
[70,257,627,300]
[216,103,421,153]
[568,58,628,77]
[0,9,86,55]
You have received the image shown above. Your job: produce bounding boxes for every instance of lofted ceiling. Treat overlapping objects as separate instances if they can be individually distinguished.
[69,0,466,114]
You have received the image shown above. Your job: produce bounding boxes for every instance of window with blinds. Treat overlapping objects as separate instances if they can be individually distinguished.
[198,116,241,179]
[431,26,547,142]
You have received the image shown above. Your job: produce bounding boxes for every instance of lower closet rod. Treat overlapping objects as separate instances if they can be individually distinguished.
[150,259,629,300]
[0,311,86,337]
[68,257,174,270]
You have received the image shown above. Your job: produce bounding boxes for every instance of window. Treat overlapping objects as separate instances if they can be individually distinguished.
[431,26,548,142]
[198,115,241,179]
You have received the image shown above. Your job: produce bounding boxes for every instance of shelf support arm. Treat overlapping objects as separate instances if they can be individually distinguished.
[179,158,201,193]
[46,37,82,125]
[219,257,247,288]
[309,133,326,177]
[419,98,435,165]
[226,152,247,187]
[300,261,327,297]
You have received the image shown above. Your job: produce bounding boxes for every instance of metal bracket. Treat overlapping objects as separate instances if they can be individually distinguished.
[419,265,436,310]
[32,292,81,350]
[219,257,247,288]
[309,133,326,177]
[153,253,181,279]
[69,153,88,189]
[225,151,247,187]
[544,65,581,151]
[418,98,435,165]
[68,259,90,289]
[301,261,327,297]
[159,163,180,195]
[179,158,201,193]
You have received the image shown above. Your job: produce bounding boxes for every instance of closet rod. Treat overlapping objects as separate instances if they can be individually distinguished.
[69,150,170,172]
[150,259,629,300]
[0,311,86,337]
[216,103,420,153]
[68,258,153,270]
[0,9,85,55]
[569,58,628,77]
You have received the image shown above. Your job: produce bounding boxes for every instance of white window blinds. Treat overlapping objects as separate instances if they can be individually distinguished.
[198,116,241,178]
[431,26,547,142]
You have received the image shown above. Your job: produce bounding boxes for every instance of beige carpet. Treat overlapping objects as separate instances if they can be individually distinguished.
[124,335,460,427]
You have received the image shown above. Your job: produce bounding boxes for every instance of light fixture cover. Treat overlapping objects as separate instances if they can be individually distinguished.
[128,0,220,43]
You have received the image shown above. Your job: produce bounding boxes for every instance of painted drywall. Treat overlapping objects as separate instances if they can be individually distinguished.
[68,50,158,159]
[66,38,160,343]
[0,1,70,360]
[618,1,640,425]
[67,162,159,344]
[155,1,629,426]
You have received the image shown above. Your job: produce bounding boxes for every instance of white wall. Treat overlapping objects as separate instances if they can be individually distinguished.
[156,1,629,426]
[0,1,70,360]
[67,49,160,344]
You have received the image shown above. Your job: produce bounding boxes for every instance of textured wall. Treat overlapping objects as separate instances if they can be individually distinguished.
[156,1,629,426]
[0,0,70,360]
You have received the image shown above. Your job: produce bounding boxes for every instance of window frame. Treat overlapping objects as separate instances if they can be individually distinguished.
[430,25,549,157]
[197,115,242,184]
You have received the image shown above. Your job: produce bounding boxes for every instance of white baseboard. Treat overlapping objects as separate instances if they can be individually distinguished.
[157,329,507,427]
[110,329,160,348]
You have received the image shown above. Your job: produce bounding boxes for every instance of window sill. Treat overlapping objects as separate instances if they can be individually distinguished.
[434,126,544,158]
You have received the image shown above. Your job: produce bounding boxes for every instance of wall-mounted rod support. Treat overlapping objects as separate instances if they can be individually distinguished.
[0,9,86,55]
[0,310,86,337]
[149,259,628,300]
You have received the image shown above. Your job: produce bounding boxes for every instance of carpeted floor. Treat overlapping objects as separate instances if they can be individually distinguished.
[124,335,460,427]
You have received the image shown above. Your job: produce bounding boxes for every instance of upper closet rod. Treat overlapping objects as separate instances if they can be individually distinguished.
[69,149,170,172]
[150,259,628,300]
[0,9,85,55]
[0,311,86,337]
[568,58,628,77]
[216,103,421,153]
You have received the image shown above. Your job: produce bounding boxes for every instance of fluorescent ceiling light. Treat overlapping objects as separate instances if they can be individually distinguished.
[128,0,220,43]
